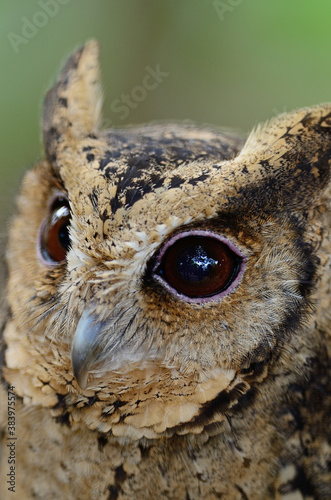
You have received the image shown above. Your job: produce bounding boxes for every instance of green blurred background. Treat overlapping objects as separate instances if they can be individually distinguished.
[1,0,331,244]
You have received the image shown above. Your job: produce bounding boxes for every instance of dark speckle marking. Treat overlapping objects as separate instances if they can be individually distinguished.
[89,190,98,211]
[231,386,258,412]
[112,399,127,411]
[138,443,151,459]
[198,383,248,421]
[59,97,68,107]
[278,465,315,497]
[115,465,127,484]
[235,485,249,500]
[100,159,109,170]
[169,146,193,165]
[125,181,153,206]
[106,465,127,500]
[99,150,121,170]
[259,159,271,169]
[127,154,151,170]
[100,208,110,222]
[188,172,209,186]
[97,435,108,451]
[86,153,95,162]
[170,175,186,189]
[150,172,165,189]
[107,485,120,500]
[105,166,117,179]
[45,126,60,162]
[88,395,99,406]
[55,412,70,427]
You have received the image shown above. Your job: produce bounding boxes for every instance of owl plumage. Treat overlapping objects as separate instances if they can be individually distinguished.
[0,41,330,499]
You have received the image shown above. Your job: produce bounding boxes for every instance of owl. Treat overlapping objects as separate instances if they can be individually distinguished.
[0,40,330,500]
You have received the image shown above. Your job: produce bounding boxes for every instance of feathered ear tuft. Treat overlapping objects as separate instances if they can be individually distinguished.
[43,40,103,161]
[238,105,331,209]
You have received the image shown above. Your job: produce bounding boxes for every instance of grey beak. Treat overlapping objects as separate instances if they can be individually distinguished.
[71,310,104,389]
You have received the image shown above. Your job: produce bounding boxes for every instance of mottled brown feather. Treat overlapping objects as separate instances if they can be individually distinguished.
[0,41,330,499]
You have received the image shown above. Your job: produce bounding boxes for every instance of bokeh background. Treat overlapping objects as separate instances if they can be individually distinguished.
[1,0,331,253]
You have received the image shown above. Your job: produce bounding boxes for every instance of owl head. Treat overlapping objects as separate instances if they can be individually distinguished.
[3,41,330,440]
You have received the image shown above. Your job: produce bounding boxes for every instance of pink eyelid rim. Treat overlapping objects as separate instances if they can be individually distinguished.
[153,229,247,304]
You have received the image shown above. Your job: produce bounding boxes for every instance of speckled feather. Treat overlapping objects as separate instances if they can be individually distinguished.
[0,41,330,499]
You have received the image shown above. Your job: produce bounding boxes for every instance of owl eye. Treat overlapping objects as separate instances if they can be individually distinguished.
[153,231,245,303]
[38,196,71,264]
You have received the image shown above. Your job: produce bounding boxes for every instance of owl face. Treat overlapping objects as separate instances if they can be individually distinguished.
[3,41,330,439]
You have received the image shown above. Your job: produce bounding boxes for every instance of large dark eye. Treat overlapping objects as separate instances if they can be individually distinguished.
[38,196,71,264]
[153,230,245,303]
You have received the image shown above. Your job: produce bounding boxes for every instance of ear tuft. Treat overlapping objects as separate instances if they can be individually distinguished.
[43,40,102,161]
[238,105,331,208]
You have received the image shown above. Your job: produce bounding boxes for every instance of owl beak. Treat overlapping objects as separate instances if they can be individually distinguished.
[71,310,104,389]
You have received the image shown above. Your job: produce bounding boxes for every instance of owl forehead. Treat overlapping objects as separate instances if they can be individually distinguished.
[55,126,247,240]
[87,130,223,212]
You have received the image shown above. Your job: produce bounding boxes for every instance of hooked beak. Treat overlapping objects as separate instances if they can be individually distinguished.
[71,310,104,389]
[71,307,163,390]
